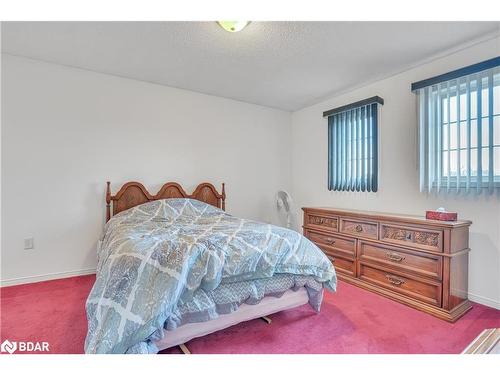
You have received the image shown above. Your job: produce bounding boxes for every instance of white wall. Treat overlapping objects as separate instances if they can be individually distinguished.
[1,54,291,284]
[291,36,500,309]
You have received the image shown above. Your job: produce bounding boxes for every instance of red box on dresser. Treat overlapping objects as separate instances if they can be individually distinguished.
[426,210,458,221]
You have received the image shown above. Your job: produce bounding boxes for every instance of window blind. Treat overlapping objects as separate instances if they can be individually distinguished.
[325,96,383,192]
[413,57,500,193]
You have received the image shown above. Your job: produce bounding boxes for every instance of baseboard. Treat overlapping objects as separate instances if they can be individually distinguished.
[0,268,96,287]
[468,292,500,310]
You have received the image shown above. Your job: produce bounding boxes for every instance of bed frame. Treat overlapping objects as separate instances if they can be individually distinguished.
[105,181,226,222]
[154,288,309,354]
[103,180,309,354]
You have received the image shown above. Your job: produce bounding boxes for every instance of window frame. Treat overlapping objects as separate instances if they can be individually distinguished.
[324,96,383,193]
[413,57,500,193]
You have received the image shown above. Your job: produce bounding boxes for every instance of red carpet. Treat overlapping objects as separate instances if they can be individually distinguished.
[1,274,499,354]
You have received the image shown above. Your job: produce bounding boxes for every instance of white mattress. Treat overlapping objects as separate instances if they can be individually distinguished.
[154,287,309,350]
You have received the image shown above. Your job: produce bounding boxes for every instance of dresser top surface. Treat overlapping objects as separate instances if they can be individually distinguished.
[302,207,472,228]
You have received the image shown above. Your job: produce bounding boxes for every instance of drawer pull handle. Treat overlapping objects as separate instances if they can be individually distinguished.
[355,225,363,232]
[385,274,406,286]
[385,253,405,263]
[325,237,336,245]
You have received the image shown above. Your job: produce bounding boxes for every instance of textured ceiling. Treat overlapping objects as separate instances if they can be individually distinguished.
[2,21,499,111]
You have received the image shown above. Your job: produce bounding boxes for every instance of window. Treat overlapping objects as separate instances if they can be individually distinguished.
[324,96,383,192]
[412,57,500,193]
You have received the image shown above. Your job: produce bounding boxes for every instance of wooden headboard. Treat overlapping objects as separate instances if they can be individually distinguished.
[105,181,226,222]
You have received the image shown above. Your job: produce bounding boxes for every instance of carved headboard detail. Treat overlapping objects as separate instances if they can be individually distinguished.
[106,181,226,222]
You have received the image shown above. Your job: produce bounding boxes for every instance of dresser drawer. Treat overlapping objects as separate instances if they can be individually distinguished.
[305,213,339,231]
[340,218,378,239]
[380,223,443,252]
[323,251,355,276]
[359,264,442,306]
[359,241,442,280]
[306,230,356,257]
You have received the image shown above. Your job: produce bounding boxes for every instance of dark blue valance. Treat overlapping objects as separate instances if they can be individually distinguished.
[323,96,384,118]
[411,56,500,91]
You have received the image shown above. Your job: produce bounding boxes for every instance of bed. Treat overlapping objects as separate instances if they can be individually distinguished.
[85,181,336,354]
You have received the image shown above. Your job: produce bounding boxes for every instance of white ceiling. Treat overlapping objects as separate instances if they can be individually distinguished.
[2,21,499,111]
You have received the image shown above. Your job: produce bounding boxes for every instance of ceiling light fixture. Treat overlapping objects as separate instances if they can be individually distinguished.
[217,21,250,33]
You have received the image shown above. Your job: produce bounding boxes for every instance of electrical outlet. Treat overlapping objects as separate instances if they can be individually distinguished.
[24,237,34,250]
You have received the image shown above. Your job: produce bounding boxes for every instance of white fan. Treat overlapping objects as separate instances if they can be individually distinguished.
[276,190,293,228]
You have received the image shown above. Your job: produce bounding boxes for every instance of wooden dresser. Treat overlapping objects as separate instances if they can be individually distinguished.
[302,207,472,322]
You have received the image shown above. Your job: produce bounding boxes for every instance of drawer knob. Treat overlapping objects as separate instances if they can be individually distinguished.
[385,274,406,286]
[355,224,363,232]
[385,252,405,263]
[325,237,336,245]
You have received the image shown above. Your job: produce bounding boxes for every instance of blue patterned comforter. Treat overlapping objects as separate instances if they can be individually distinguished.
[85,199,336,353]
